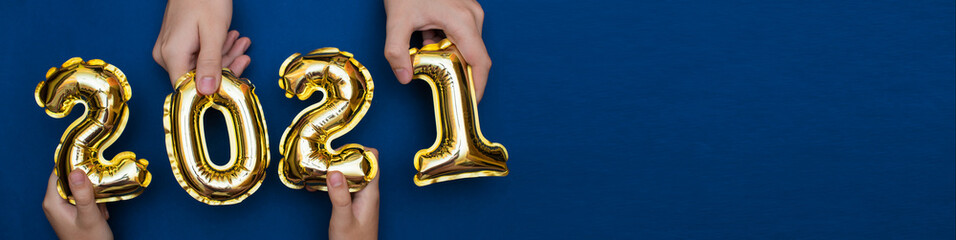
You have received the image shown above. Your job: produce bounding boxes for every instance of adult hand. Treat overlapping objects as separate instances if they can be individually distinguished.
[326,148,380,240]
[383,0,491,102]
[152,0,251,95]
[42,170,113,240]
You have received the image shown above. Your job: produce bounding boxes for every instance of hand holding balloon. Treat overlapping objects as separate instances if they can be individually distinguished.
[325,148,380,240]
[152,0,251,95]
[383,0,492,102]
[43,170,113,240]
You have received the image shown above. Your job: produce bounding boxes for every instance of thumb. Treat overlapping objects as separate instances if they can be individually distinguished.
[67,169,103,224]
[196,27,227,96]
[328,171,355,225]
[384,22,414,84]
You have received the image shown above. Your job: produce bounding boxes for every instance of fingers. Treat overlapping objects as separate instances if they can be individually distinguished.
[195,24,228,96]
[354,148,380,201]
[67,169,104,225]
[353,148,380,221]
[152,41,166,70]
[221,30,239,54]
[219,32,251,76]
[157,31,249,88]
[42,171,70,220]
[159,38,197,88]
[354,169,380,202]
[444,21,491,103]
[228,55,251,77]
[327,171,355,225]
[98,203,109,221]
[44,171,63,203]
[222,36,251,70]
[384,19,414,84]
[469,1,485,33]
[422,30,442,45]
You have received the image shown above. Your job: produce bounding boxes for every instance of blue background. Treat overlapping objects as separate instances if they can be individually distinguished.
[1,0,953,239]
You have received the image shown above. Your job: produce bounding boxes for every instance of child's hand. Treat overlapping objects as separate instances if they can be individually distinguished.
[383,0,491,102]
[325,148,380,240]
[152,0,251,96]
[42,170,113,240]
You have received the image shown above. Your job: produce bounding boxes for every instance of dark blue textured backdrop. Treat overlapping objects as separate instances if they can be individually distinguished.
[1,0,953,239]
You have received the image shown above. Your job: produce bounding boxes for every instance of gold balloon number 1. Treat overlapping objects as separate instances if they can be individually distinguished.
[277,48,378,192]
[34,58,152,204]
[163,69,270,205]
[410,39,509,186]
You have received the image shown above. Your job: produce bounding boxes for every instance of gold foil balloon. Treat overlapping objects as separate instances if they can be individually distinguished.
[277,48,378,192]
[163,69,269,205]
[34,57,152,203]
[409,39,509,186]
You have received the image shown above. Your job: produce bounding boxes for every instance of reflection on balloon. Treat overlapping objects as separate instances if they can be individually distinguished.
[277,48,378,192]
[163,69,269,205]
[409,39,509,186]
[35,57,152,203]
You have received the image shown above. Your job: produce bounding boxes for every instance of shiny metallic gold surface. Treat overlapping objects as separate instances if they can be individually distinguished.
[409,39,509,186]
[35,57,152,204]
[277,48,377,192]
[163,69,269,205]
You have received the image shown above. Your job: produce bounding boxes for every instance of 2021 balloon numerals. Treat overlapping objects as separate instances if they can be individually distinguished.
[35,39,508,205]
[35,57,152,204]
[277,48,378,192]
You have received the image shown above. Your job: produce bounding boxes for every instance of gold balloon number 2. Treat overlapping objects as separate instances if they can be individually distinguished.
[277,48,378,192]
[34,58,152,203]
[163,69,270,205]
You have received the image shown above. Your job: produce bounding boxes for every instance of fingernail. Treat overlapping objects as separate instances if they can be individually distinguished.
[241,41,251,52]
[395,68,410,84]
[69,170,85,186]
[329,172,343,188]
[199,76,217,95]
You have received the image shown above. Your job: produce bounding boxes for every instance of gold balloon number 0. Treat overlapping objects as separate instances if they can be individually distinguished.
[277,48,378,192]
[163,69,270,205]
[34,58,152,203]
[410,40,509,186]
